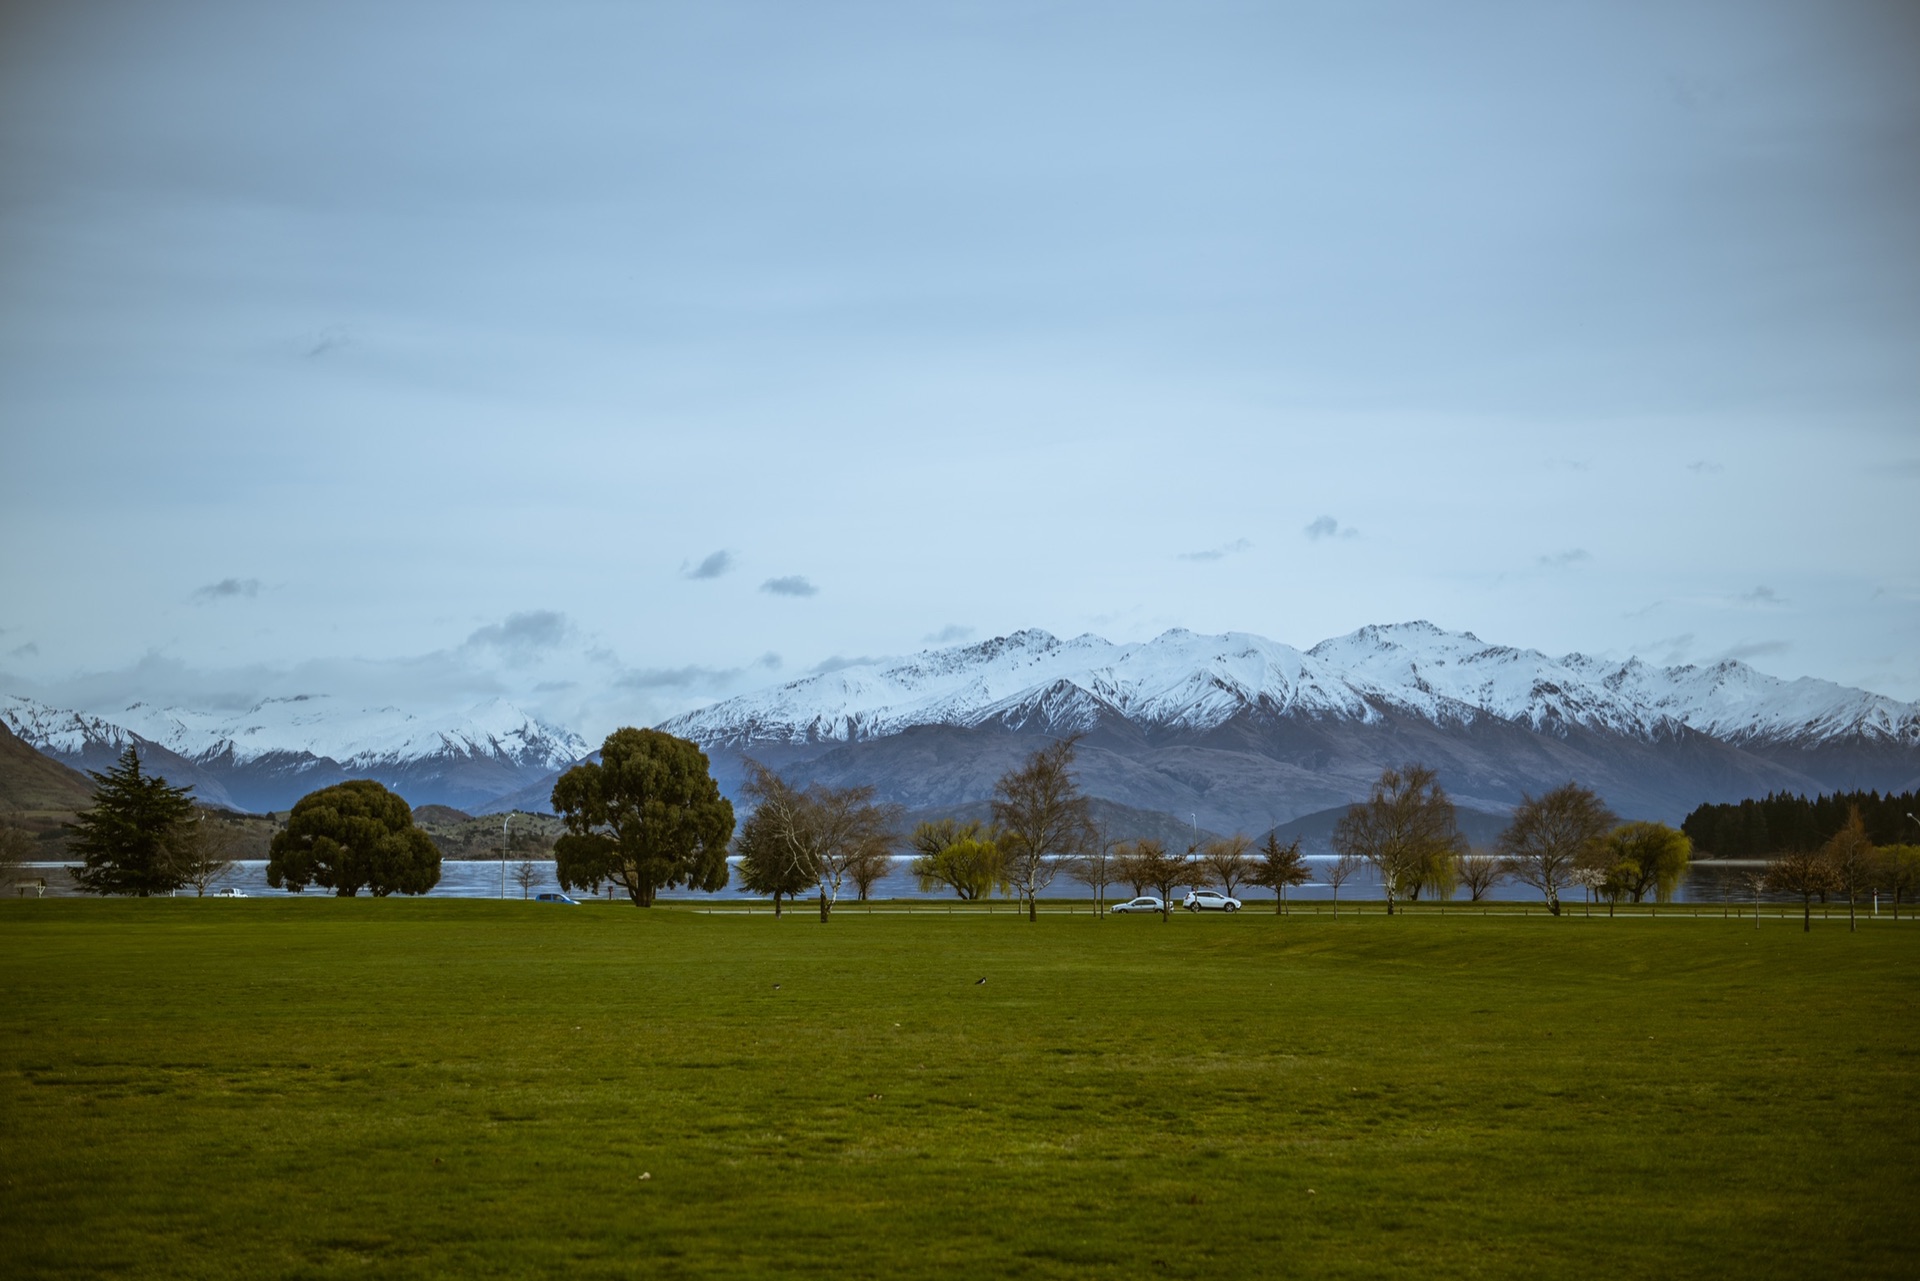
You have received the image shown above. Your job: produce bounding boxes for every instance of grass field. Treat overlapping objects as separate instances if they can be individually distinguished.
[2,900,1915,1279]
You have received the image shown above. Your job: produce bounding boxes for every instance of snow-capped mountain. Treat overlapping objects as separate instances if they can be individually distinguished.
[1,694,587,814]
[657,622,1918,834]
[663,621,1918,751]
[8,622,1913,828]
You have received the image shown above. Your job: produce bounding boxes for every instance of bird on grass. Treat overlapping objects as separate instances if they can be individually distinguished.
[975,977,987,985]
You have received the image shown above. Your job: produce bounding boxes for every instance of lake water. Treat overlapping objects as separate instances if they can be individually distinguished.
[14,856,1812,907]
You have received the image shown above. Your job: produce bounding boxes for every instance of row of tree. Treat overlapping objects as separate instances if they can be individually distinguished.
[49,747,444,898]
[1680,788,1920,858]
[54,736,1920,934]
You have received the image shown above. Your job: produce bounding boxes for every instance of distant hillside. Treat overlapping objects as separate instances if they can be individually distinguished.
[0,720,95,815]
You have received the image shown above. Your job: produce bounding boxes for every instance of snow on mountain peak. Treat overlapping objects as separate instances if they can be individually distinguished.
[1,692,588,772]
[661,623,1918,750]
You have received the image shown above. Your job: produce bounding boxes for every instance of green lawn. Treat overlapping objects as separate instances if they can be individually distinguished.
[2,900,1914,1279]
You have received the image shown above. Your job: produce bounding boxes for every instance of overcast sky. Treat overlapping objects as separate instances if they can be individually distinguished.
[2,0,1917,738]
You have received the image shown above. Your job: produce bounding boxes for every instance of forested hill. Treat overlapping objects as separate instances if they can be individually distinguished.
[1681,789,1920,856]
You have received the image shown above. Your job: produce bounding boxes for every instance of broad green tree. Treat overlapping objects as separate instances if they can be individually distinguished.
[992,738,1093,921]
[909,819,1005,900]
[1251,832,1309,914]
[551,728,734,907]
[1332,764,1467,915]
[1599,821,1692,903]
[68,747,197,897]
[1497,783,1616,916]
[267,780,441,896]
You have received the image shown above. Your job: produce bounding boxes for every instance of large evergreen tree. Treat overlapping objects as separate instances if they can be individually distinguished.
[267,780,441,897]
[550,728,734,907]
[67,747,197,897]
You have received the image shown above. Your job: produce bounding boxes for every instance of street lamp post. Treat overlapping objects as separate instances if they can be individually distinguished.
[500,813,511,900]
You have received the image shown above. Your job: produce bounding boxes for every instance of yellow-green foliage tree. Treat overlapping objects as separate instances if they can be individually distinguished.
[1600,821,1693,903]
[909,819,1004,900]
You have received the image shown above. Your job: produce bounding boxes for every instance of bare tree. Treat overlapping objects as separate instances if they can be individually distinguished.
[992,738,1093,921]
[1332,764,1467,915]
[1198,834,1255,900]
[1455,850,1501,903]
[1251,832,1309,914]
[1324,851,1362,918]
[1064,820,1119,915]
[1118,838,1190,922]
[758,775,898,922]
[735,763,818,918]
[1822,806,1876,933]
[512,856,541,899]
[1763,848,1839,933]
[848,840,894,902]
[180,813,241,897]
[1497,783,1616,916]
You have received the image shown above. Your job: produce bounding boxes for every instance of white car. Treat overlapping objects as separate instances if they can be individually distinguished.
[214,887,248,898]
[1111,896,1164,914]
[1182,890,1241,912]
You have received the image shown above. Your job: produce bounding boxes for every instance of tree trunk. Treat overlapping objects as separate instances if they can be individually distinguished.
[819,887,830,922]
[1028,893,1037,922]
[1847,888,1856,933]
[1802,896,1811,933]
[1547,895,1560,917]
[773,891,782,919]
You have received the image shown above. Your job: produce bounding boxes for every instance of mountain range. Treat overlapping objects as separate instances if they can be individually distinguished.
[0,694,586,814]
[6,623,1916,840]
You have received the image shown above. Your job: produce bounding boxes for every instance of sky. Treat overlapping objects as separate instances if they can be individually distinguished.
[2,0,1917,740]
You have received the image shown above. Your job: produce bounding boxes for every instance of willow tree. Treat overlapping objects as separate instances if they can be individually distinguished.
[550,728,733,907]
[1333,764,1467,915]
[909,819,1005,901]
[1599,821,1692,903]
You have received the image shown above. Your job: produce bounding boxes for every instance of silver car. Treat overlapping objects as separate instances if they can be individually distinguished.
[1182,890,1242,912]
[1111,896,1164,914]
